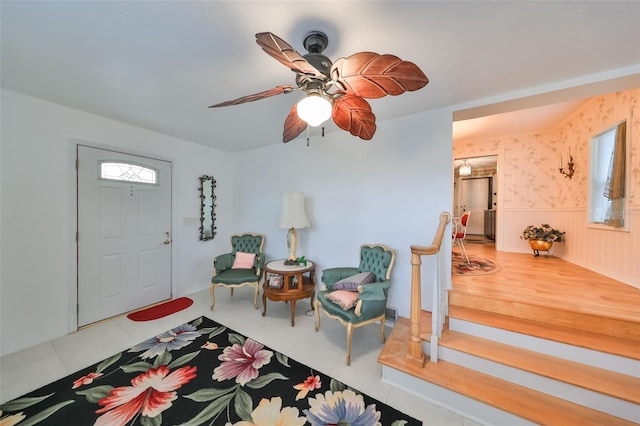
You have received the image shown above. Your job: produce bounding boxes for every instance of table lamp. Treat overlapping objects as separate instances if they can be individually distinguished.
[277,192,310,265]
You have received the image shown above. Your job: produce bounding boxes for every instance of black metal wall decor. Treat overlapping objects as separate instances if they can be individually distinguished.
[198,175,217,241]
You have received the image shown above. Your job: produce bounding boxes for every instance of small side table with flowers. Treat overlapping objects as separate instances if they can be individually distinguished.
[262,259,316,327]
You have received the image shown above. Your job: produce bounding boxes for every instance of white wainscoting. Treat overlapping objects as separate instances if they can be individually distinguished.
[500,206,639,288]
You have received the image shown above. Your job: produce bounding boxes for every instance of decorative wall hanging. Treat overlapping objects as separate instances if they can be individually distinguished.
[198,175,217,241]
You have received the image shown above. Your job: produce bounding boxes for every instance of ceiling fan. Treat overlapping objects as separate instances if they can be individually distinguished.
[209,31,429,143]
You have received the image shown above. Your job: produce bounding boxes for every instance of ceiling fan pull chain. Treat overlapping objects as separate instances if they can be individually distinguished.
[306,126,310,147]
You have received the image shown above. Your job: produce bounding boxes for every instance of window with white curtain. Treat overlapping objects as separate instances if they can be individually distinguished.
[589,121,626,228]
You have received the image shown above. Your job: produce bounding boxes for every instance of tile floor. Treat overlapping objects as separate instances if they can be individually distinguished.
[1,288,478,425]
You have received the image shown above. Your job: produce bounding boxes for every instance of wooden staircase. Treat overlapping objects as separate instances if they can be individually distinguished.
[378,246,640,425]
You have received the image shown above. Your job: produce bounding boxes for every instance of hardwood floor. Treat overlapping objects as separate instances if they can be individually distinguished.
[452,238,640,324]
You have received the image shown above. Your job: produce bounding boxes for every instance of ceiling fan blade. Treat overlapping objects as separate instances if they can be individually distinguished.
[208,85,294,108]
[332,94,377,140]
[255,32,325,78]
[283,104,308,143]
[331,52,428,99]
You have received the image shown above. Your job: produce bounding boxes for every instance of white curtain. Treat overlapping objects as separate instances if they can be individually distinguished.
[603,121,626,227]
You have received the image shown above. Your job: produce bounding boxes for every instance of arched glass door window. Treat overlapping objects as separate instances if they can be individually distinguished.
[100,161,158,185]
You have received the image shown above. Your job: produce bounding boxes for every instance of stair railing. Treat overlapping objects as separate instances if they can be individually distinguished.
[407,211,451,365]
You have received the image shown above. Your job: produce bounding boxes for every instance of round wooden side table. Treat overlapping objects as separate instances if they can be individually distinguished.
[262,260,315,327]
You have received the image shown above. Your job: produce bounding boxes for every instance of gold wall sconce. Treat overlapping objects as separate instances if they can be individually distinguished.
[559,152,575,179]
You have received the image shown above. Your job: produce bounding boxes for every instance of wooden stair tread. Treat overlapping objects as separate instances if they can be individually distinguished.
[439,329,640,403]
[448,291,640,341]
[380,318,637,426]
[448,285,640,323]
[417,311,639,404]
[448,305,640,361]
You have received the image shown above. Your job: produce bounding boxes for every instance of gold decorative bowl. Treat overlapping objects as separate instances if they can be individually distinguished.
[529,239,552,256]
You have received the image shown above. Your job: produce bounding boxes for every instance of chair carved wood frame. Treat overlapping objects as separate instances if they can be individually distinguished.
[210,233,265,310]
[314,243,396,365]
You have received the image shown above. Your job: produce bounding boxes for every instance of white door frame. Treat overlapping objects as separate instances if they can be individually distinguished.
[452,152,504,251]
[67,138,179,332]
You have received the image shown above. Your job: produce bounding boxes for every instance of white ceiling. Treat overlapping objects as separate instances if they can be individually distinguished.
[2,1,639,153]
[452,99,586,141]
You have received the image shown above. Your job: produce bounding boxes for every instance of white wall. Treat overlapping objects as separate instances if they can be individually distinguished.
[231,109,454,317]
[0,89,235,356]
[0,89,454,356]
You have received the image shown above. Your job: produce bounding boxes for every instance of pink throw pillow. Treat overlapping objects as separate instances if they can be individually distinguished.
[326,290,359,310]
[232,252,256,269]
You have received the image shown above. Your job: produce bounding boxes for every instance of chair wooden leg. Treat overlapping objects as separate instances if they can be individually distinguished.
[314,300,321,331]
[252,284,259,309]
[346,323,353,366]
[380,318,386,343]
[209,284,216,311]
[230,288,235,297]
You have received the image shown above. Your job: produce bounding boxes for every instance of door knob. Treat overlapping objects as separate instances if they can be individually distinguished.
[163,231,171,245]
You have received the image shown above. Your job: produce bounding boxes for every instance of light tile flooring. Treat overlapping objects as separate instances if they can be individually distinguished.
[1,288,478,425]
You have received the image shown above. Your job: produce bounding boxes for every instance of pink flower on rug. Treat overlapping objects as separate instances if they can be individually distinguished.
[293,375,321,400]
[94,365,197,426]
[72,371,103,389]
[212,339,272,386]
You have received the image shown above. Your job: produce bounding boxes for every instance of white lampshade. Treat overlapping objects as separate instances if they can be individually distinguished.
[297,94,332,127]
[277,192,310,229]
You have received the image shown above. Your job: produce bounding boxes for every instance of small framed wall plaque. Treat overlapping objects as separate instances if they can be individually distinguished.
[268,274,283,289]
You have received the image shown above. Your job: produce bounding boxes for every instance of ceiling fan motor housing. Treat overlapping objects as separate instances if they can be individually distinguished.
[303,30,328,54]
[301,53,331,78]
[297,31,332,87]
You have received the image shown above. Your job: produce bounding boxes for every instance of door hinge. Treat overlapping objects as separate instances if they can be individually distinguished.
[76,231,79,242]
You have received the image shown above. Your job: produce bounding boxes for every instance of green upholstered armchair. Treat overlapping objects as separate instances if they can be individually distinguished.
[210,233,265,310]
[314,243,396,365]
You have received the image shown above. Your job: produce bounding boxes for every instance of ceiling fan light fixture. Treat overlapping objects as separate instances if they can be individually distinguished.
[297,93,332,127]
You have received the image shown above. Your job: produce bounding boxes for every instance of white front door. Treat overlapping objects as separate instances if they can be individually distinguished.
[459,177,489,235]
[77,145,172,326]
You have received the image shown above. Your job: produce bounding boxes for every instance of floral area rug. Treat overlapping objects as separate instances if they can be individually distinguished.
[464,235,494,245]
[452,253,501,275]
[0,316,420,425]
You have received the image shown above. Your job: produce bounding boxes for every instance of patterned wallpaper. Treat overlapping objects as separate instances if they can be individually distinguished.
[454,88,639,210]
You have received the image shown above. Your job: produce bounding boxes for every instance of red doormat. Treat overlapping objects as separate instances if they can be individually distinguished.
[127,297,193,321]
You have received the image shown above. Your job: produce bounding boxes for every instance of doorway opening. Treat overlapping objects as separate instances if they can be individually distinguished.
[453,155,497,245]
